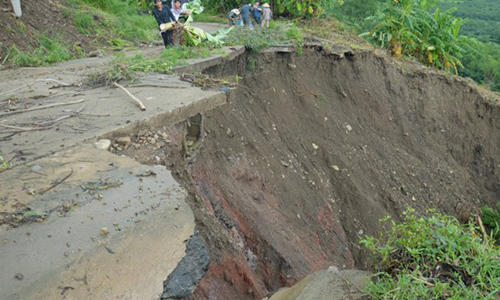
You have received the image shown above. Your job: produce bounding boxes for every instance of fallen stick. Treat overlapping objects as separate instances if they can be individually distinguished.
[131,84,187,89]
[0,124,56,133]
[0,123,36,131]
[0,78,73,96]
[0,99,84,117]
[39,168,73,194]
[112,82,146,111]
[35,104,86,126]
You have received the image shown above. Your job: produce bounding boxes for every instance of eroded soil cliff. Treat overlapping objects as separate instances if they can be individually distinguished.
[127,46,500,299]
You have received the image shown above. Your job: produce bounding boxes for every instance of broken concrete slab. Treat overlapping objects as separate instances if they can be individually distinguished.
[0,144,195,299]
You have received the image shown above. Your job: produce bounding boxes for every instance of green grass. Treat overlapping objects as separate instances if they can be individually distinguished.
[360,208,500,299]
[481,202,500,243]
[4,34,73,67]
[194,10,228,24]
[223,21,304,52]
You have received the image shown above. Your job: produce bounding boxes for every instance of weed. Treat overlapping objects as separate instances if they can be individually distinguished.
[0,156,8,172]
[246,55,256,70]
[481,202,500,242]
[360,208,500,299]
[5,34,73,67]
[14,19,27,33]
[84,45,220,86]
[74,11,96,34]
[224,21,304,52]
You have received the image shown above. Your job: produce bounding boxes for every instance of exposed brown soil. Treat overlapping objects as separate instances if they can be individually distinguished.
[5,1,500,296]
[123,46,500,298]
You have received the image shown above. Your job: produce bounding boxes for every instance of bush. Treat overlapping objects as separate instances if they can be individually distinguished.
[361,208,500,299]
[223,22,303,52]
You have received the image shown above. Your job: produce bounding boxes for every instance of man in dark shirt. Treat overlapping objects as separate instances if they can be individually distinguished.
[240,2,251,27]
[152,0,177,48]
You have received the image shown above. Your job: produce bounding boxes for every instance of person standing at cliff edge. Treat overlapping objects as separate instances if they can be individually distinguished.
[241,2,251,27]
[261,3,272,28]
[251,1,262,28]
[152,0,177,48]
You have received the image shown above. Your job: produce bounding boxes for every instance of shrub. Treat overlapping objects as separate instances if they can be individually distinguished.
[361,208,500,299]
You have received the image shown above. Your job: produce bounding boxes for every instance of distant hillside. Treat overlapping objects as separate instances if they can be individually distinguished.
[442,0,500,44]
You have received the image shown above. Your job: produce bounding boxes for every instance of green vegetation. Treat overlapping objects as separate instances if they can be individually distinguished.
[440,0,500,44]
[0,156,8,172]
[85,46,222,86]
[65,0,157,43]
[362,0,469,73]
[4,34,73,67]
[482,202,500,243]
[361,208,500,299]
[223,22,303,52]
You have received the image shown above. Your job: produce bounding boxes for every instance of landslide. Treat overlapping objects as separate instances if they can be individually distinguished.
[159,46,500,299]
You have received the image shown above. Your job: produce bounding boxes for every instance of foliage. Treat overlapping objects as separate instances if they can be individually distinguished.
[84,45,219,86]
[184,0,205,25]
[481,202,500,243]
[364,0,468,73]
[223,22,303,52]
[65,0,157,46]
[459,41,500,92]
[440,0,500,44]
[320,0,385,32]
[360,208,500,299]
[194,10,228,24]
[4,34,73,67]
[0,156,8,172]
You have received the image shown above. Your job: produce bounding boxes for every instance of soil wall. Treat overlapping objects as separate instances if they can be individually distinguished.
[163,46,500,299]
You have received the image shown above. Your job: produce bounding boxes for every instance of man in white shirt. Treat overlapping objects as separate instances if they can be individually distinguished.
[171,0,191,22]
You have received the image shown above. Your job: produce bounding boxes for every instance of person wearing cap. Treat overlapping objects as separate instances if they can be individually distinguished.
[261,3,272,28]
[228,8,240,26]
[152,0,177,47]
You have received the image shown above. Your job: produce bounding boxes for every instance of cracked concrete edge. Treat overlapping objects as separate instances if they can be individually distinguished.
[101,92,227,140]
[173,46,246,74]
[1,146,196,300]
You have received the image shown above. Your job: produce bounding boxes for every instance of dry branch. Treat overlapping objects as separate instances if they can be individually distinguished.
[113,82,146,111]
[0,78,74,96]
[39,169,74,194]
[35,104,86,126]
[0,99,84,117]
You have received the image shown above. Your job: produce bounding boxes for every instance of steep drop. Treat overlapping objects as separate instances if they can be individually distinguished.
[154,45,500,299]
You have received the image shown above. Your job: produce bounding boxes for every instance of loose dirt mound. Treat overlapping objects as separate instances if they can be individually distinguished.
[140,46,500,299]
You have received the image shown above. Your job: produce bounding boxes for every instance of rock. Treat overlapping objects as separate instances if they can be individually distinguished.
[268,268,371,300]
[100,227,109,236]
[115,136,131,149]
[332,165,340,171]
[14,273,23,280]
[31,165,42,172]
[312,143,319,150]
[88,50,104,58]
[346,124,352,132]
[94,139,111,150]
[161,234,210,299]
[288,63,297,70]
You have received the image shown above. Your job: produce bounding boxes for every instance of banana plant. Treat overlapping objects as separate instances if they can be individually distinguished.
[364,0,468,73]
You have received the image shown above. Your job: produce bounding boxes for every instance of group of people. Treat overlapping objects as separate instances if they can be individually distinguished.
[152,0,191,47]
[228,2,272,28]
